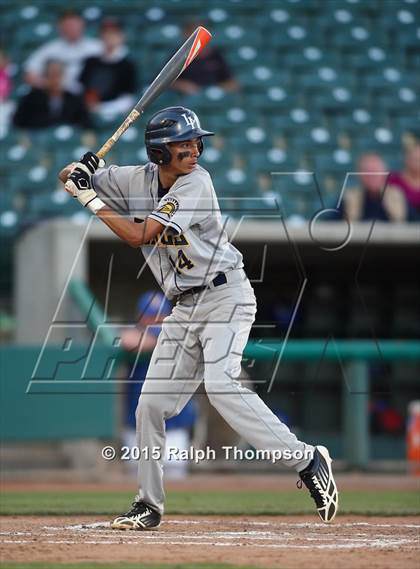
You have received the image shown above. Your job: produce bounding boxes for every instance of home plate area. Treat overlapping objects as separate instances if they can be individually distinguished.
[1,516,419,568]
[50,518,419,549]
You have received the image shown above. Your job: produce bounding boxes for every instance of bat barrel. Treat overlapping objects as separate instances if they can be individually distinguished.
[95,26,211,159]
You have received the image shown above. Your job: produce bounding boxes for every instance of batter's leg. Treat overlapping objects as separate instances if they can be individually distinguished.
[135,312,203,515]
[200,283,314,472]
[199,282,338,523]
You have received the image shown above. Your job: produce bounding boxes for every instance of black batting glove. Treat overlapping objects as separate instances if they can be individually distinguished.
[79,151,101,174]
[64,152,106,207]
[68,166,93,192]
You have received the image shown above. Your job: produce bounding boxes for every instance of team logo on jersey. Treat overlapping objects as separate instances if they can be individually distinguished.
[157,197,179,218]
[144,232,189,247]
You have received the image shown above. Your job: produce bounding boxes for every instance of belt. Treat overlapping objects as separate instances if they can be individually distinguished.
[176,272,227,301]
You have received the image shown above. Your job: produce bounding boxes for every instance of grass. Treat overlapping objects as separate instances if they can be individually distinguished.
[0,489,419,516]
[0,565,272,569]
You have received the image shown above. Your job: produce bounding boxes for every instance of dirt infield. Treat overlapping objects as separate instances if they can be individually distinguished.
[1,515,419,569]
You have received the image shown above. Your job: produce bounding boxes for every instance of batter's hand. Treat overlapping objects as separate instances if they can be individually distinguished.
[64,152,103,208]
[80,151,104,174]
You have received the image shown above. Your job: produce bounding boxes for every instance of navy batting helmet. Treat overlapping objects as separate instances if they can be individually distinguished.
[145,106,214,165]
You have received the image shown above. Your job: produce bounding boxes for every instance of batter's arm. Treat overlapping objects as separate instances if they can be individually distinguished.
[60,157,164,247]
[96,208,164,248]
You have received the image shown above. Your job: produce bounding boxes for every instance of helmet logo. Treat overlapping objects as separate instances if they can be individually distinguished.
[182,112,199,129]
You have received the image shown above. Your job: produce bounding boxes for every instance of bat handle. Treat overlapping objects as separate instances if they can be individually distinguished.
[96,108,141,159]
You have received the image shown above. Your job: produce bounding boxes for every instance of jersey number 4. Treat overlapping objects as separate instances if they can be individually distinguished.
[169,250,194,274]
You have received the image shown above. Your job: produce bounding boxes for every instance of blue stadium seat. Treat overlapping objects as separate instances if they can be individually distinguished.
[1,0,419,232]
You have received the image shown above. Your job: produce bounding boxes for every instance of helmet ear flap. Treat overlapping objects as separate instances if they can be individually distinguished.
[147,144,172,165]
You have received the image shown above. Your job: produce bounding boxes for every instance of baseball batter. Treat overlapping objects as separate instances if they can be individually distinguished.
[60,106,338,529]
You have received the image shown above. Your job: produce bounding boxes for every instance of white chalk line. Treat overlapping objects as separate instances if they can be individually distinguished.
[2,538,418,550]
[0,531,33,536]
[3,529,420,550]
[31,530,420,543]
[55,520,420,531]
[3,519,419,551]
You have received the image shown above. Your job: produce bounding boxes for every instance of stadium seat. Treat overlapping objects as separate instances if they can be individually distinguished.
[1,0,419,235]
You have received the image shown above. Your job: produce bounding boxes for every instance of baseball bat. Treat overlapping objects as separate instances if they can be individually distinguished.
[96,26,212,159]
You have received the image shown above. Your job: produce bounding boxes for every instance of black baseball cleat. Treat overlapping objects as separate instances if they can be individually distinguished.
[297,445,338,523]
[111,500,161,530]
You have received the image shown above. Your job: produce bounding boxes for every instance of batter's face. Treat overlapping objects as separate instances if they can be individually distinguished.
[167,138,201,175]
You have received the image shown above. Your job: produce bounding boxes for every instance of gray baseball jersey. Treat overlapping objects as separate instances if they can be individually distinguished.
[92,162,243,298]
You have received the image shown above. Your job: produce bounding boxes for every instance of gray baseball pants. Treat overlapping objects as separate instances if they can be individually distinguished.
[135,269,314,514]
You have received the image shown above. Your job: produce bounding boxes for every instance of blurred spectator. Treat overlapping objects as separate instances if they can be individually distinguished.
[272,299,302,335]
[341,153,407,222]
[172,22,239,95]
[121,291,196,479]
[24,10,101,94]
[0,48,14,137]
[13,60,91,129]
[0,48,12,100]
[370,399,404,435]
[80,18,137,117]
[387,143,420,221]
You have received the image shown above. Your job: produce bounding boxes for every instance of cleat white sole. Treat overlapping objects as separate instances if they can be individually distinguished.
[110,519,161,531]
[315,445,338,523]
